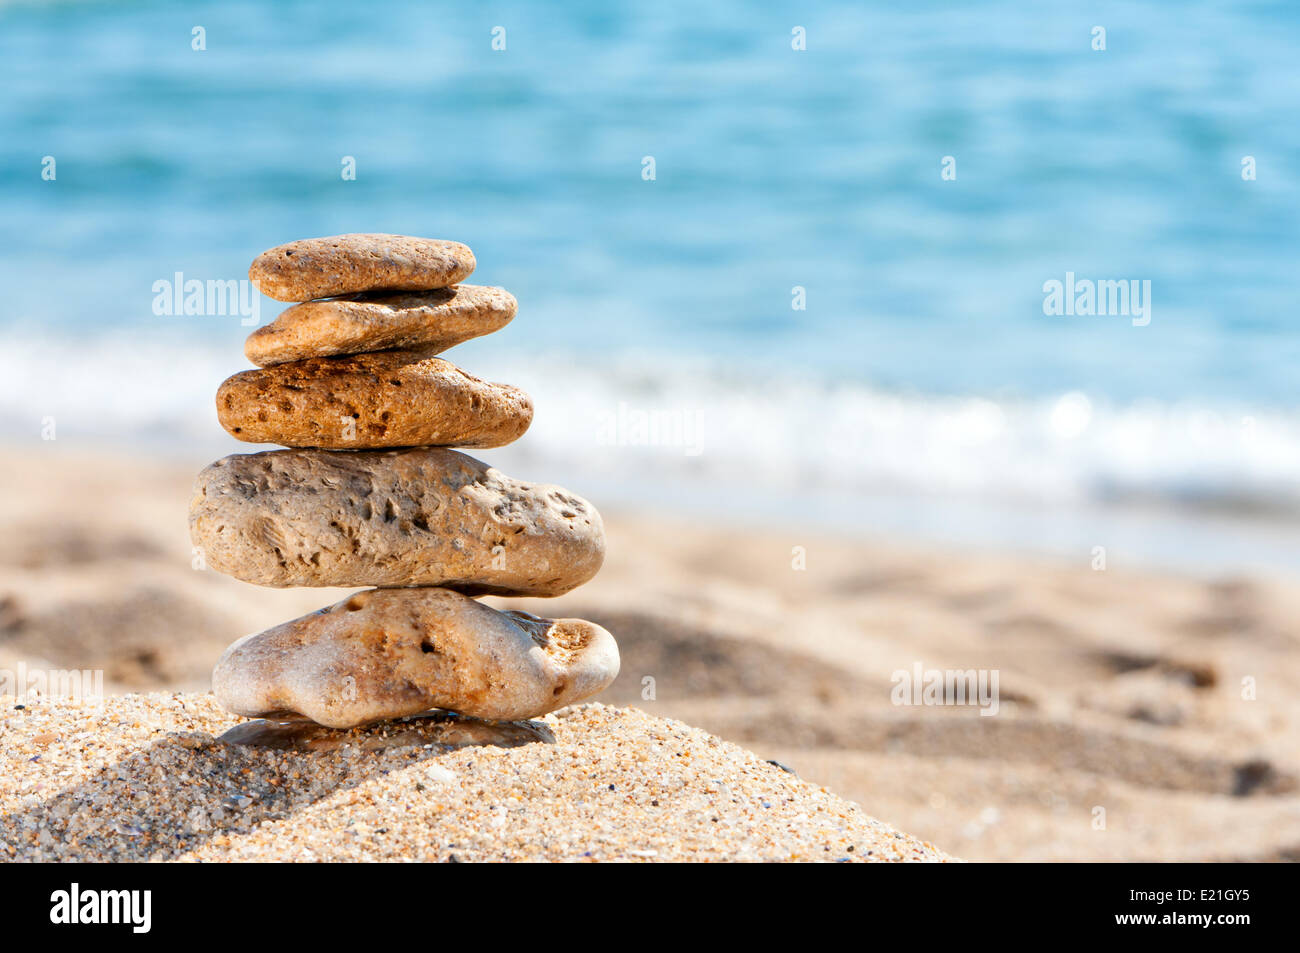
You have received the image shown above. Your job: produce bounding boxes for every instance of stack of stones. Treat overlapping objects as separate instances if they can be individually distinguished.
[189,234,619,731]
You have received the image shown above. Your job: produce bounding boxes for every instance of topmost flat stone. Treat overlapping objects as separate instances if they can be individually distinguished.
[249,234,476,302]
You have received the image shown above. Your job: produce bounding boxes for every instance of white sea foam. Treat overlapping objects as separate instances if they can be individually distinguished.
[5,336,1299,516]
[493,351,1300,519]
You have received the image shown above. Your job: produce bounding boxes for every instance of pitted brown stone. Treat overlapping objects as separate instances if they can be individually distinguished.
[216,351,532,450]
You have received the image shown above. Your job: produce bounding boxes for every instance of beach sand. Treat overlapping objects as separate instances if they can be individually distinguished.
[2,445,1298,861]
[0,693,949,862]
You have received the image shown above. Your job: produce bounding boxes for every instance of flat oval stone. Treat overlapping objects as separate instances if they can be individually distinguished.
[249,234,475,302]
[216,351,533,449]
[188,447,605,595]
[245,284,517,367]
[212,587,620,727]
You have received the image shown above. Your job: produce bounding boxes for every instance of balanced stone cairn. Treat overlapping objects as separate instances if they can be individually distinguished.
[190,234,619,733]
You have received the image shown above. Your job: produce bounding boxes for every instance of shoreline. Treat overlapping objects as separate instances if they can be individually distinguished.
[6,438,1300,581]
[6,321,1300,580]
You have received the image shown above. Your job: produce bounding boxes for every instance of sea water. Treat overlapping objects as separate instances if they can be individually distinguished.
[1,0,1297,572]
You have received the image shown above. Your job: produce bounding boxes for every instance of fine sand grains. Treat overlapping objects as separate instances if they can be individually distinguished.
[0,693,954,863]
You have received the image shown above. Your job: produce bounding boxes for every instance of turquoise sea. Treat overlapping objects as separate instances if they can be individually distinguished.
[2,0,1298,570]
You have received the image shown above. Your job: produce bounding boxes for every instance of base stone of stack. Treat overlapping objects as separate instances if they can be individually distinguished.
[189,447,605,595]
[216,350,533,449]
[213,587,621,728]
[245,284,517,367]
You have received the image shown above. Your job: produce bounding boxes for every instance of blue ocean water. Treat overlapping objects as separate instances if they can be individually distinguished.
[2,0,1298,569]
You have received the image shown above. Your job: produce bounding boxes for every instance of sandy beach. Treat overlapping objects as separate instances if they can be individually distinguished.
[2,445,1298,861]
[0,693,950,862]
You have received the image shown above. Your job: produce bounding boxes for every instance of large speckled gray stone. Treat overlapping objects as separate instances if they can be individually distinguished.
[213,587,620,728]
[188,447,604,596]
